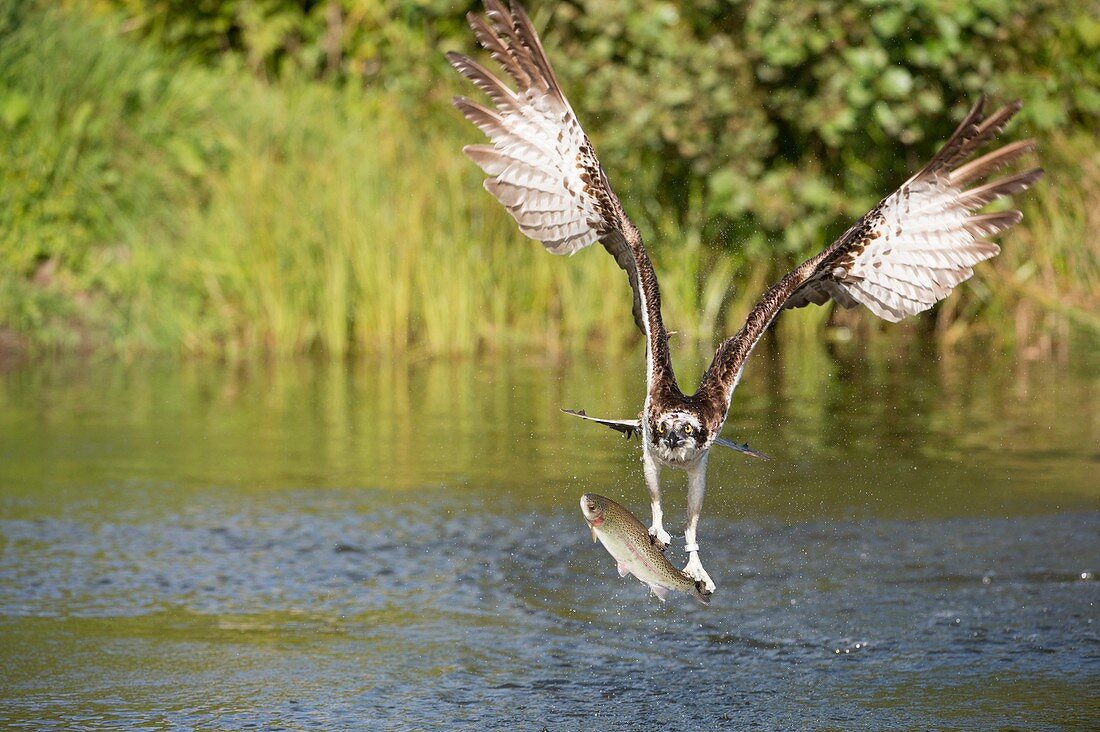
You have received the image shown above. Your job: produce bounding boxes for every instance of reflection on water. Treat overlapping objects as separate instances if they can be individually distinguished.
[0,345,1097,729]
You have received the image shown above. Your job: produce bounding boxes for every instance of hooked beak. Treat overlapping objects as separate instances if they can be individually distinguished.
[666,431,684,449]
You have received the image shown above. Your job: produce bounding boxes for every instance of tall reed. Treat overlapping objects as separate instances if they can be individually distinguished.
[162,84,753,358]
[2,3,1096,358]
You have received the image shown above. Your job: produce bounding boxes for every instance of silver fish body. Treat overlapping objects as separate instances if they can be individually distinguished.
[580,493,711,605]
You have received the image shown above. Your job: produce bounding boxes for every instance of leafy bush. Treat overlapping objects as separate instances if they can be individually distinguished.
[0,1,234,347]
[106,0,1099,257]
[0,1,1094,355]
[106,0,473,89]
[541,0,1098,256]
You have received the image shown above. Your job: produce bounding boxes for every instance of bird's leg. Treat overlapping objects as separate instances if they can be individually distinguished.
[682,458,716,593]
[643,449,671,551]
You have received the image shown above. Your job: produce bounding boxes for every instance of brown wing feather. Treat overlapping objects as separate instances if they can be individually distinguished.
[450,1,676,389]
[698,96,1042,409]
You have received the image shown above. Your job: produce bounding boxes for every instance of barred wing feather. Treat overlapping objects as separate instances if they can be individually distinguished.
[447,1,648,334]
[784,99,1043,322]
[702,97,1043,402]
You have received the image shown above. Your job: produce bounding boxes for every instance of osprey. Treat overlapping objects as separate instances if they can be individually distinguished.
[449,0,1042,592]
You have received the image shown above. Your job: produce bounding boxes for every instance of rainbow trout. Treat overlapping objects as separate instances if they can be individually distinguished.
[580,493,712,605]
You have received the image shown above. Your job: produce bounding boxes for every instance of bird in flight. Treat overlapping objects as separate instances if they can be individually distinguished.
[448,0,1042,592]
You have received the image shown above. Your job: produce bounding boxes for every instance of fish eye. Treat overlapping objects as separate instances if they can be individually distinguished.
[586,501,596,511]
[684,424,693,435]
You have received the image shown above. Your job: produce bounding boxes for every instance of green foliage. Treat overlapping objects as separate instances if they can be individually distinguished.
[0,1,1095,356]
[537,0,1099,257]
[102,0,1099,257]
[0,1,237,347]
[977,132,1100,340]
[104,0,473,89]
[0,1,745,355]
[163,85,751,357]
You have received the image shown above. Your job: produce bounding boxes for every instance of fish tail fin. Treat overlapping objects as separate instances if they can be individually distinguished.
[692,580,712,606]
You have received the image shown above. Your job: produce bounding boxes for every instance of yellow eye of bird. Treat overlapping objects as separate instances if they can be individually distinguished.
[684,425,693,435]
[657,423,665,434]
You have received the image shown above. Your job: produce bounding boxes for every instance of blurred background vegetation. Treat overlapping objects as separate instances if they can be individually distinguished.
[0,0,1096,359]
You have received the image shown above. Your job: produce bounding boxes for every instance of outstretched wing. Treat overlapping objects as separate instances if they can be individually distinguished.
[449,0,676,392]
[562,409,770,459]
[447,1,643,333]
[560,409,641,438]
[713,437,771,461]
[699,97,1043,406]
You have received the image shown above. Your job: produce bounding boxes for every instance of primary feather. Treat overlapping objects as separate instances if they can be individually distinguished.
[701,97,1043,406]
[783,99,1042,323]
[448,0,671,351]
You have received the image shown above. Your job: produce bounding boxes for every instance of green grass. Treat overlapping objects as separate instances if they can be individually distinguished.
[978,133,1100,347]
[0,3,1096,359]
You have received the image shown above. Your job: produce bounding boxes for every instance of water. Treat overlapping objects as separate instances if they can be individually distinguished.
[1,346,1097,730]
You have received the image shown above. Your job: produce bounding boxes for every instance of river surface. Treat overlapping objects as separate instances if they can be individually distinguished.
[1,345,1097,730]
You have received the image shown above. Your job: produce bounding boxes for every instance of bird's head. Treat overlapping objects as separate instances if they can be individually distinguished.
[650,410,708,463]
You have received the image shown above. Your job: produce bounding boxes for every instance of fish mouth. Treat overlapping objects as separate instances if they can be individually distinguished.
[579,494,604,525]
[580,494,604,543]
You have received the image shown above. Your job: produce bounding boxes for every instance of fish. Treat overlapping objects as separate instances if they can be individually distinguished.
[580,493,712,605]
